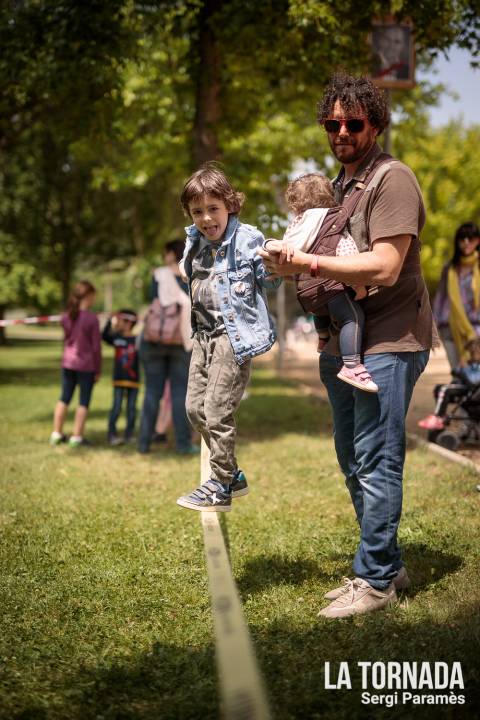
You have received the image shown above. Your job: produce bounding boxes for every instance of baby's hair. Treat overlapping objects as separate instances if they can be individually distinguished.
[285,173,336,215]
[465,338,480,355]
[180,162,245,216]
[66,280,96,321]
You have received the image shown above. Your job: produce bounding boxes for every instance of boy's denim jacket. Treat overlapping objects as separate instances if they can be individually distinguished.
[181,215,281,364]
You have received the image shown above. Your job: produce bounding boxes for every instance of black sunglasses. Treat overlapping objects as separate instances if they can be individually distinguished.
[323,118,366,134]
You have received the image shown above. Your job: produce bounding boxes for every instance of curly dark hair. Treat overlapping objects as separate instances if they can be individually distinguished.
[317,74,390,136]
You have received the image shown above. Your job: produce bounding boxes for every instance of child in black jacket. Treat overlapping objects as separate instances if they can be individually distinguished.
[102,309,140,444]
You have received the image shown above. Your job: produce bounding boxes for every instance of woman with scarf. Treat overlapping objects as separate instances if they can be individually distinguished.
[418,222,480,432]
[432,222,480,369]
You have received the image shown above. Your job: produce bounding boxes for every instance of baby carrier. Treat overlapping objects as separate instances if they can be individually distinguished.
[296,153,395,315]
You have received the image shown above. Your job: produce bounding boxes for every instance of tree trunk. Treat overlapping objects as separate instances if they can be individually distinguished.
[192,0,223,166]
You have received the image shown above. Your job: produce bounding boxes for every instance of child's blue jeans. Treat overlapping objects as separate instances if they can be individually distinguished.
[108,387,138,439]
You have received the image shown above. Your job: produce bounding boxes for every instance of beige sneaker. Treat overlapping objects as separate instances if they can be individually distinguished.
[324,566,410,600]
[318,578,397,618]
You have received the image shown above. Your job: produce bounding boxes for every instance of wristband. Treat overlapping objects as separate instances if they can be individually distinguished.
[310,255,319,278]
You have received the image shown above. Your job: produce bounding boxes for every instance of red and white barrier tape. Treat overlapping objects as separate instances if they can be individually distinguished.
[0,315,62,327]
[0,311,133,329]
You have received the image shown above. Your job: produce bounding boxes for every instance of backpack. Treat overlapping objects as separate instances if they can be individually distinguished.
[143,298,183,345]
[296,154,395,316]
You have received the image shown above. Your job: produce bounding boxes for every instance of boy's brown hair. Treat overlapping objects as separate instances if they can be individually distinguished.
[285,173,336,215]
[181,163,245,216]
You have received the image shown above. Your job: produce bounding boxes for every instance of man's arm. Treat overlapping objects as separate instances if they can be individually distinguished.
[257,234,412,287]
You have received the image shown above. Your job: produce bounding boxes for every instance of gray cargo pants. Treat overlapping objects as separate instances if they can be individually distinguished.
[186,333,251,485]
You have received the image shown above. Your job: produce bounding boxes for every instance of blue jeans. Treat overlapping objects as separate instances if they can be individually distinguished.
[320,350,429,589]
[108,387,138,439]
[138,338,192,452]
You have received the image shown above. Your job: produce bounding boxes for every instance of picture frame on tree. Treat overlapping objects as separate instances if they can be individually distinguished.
[370,17,416,89]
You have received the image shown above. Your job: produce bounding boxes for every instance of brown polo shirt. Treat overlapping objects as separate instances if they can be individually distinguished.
[325,143,439,355]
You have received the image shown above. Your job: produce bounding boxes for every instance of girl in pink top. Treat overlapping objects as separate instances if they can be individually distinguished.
[50,280,101,447]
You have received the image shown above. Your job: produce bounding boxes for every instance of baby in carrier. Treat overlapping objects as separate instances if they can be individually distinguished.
[264,172,378,393]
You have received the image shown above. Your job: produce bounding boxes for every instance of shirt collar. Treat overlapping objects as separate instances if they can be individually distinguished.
[332,142,383,192]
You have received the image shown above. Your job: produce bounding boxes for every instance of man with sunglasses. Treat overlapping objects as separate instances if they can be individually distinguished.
[259,74,438,618]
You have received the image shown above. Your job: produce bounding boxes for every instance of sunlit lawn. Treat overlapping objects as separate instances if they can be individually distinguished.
[1,335,479,719]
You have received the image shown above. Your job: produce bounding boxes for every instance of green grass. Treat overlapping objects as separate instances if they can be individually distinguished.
[1,338,479,719]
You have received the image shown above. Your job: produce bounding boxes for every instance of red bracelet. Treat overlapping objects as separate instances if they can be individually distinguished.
[310,255,318,278]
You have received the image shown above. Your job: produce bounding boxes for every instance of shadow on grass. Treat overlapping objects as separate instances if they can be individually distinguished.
[236,543,463,600]
[237,554,332,595]
[14,602,478,720]
[12,642,217,720]
[0,366,61,387]
[253,601,480,720]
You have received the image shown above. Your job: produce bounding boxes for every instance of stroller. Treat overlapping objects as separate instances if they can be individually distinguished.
[425,371,480,451]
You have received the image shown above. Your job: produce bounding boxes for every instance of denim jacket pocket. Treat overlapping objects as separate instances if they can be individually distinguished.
[228,265,255,302]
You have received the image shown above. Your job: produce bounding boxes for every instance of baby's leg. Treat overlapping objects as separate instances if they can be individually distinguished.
[314,314,330,353]
[327,291,364,368]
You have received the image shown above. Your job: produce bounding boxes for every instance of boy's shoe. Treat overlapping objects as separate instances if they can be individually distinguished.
[49,432,66,446]
[324,566,410,600]
[319,578,397,618]
[177,479,232,512]
[152,432,168,444]
[68,436,92,448]
[231,469,249,498]
[108,434,124,446]
[337,364,378,393]
[418,414,445,431]
[177,444,200,456]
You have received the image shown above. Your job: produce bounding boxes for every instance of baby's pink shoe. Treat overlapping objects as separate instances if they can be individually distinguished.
[337,364,378,393]
[417,414,445,430]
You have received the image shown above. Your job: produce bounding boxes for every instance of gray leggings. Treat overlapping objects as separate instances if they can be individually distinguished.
[315,290,365,366]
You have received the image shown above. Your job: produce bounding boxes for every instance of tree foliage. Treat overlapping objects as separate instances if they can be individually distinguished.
[1,0,479,319]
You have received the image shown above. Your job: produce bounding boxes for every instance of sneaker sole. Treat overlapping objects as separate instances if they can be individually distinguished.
[231,487,249,498]
[319,591,397,619]
[336,373,378,393]
[176,498,231,512]
[325,571,411,600]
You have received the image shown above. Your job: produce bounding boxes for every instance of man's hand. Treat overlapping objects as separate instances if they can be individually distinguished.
[257,245,310,276]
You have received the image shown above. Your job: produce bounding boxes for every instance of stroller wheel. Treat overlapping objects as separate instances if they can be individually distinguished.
[427,429,441,444]
[435,430,460,452]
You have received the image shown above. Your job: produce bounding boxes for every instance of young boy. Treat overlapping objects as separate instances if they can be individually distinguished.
[176,164,280,512]
[102,309,140,445]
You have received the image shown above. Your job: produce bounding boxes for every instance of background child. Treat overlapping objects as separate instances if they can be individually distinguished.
[176,163,280,512]
[50,280,101,447]
[265,172,377,393]
[418,337,480,431]
[102,309,140,445]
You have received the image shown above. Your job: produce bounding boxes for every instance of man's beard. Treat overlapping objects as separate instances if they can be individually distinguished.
[331,140,368,164]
